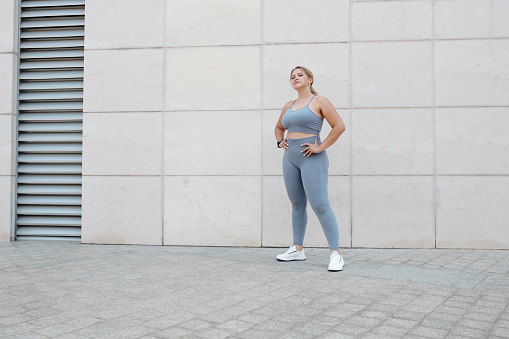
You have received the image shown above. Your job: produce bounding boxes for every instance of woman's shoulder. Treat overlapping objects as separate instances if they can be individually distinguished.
[314,95,333,107]
[282,100,294,111]
[314,95,330,103]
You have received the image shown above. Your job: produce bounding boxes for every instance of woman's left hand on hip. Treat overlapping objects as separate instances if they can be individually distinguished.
[301,139,322,157]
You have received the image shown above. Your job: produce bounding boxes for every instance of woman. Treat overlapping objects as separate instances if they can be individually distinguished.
[274,66,346,272]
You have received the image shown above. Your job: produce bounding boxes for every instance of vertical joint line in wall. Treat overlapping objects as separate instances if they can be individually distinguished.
[12,0,21,241]
[161,0,167,245]
[260,0,264,248]
[432,0,437,249]
[349,0,353,248]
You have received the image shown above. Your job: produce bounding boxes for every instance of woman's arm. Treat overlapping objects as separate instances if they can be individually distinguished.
[301,96,346,156]
[275,101,293,149]
[317,96,346,151]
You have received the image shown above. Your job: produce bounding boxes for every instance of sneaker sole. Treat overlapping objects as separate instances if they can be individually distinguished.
[276,258,306,262]
[328,268,343,272]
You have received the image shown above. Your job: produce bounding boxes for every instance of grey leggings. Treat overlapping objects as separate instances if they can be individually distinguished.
[282,136,340,250]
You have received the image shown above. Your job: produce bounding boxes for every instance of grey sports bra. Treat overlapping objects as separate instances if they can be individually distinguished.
[281,95,323,135]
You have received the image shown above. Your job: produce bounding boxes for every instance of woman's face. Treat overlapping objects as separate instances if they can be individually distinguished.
[290,69,311,90]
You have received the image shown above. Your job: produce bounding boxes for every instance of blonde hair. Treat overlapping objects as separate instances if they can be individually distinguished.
[290,66,318,95]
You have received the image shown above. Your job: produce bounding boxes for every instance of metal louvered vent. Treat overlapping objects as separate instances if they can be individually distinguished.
[16,0,84,241]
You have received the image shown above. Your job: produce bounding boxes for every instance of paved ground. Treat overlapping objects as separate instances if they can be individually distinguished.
[1,242,509,339]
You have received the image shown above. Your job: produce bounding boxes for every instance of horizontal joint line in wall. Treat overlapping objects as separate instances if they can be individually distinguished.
[260,174,351,178]
[351,106,509,110]
[85,42,351,51]
[83,175,265,177]
[434,105,509,109]
[84,109,262,113]
[351,174,509,177]
[83,111,164,114]
[83,106,509,113]
[432,174,509,177]
[82,175,162,177]
[351,37,509,43]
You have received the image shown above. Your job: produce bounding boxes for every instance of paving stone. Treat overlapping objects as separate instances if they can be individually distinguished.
[391,310,427,321]
[63,316,103,330]
[250,320,294,332]
[476,299,507,309]
[331,323,370,336]
[235,328,280,339]
[320,309,357,320]
[275,312,314,324]
[496,319,509,328]
[450,326,489,338]
[10,333,47,339]
[425,311,463,322]
[492,326,509,337]
[409,325,449,338]
[426,289,455,297]
[421,318,456,330]
[383,317,418,328]
[294,320,333,335]
[361,311,390,319]
[0,322,42,336]
[345,315,382,328]
[443,300,472,308]
[152,326,193,338]
[216,319,252,333]
[317,332,355,339]
[432,305,468,316]
[370,303,402,313]
[0,314,33,326]
[458,318,494,331]
[27,314,70,327]
[379,298,410,306]
[361,334,399,339]
[0,306,29,317]
[179,318,214,331]
[476,306,505,315]
[107,325,157,338]
[237,314,269,324]
[372,324,410,337]
[336,303,366,312]
[198,327,235,339]
[448,295,477,304]
[71,323,118,337]
[484,295,509,303]
[32,324,77,337]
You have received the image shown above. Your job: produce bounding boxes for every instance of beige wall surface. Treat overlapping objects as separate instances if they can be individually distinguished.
[50,0,509,248]
[0,0,18,242]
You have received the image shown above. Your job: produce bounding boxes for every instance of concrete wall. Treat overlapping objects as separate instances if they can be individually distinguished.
[0,0,18,242]
[3,0,509,248]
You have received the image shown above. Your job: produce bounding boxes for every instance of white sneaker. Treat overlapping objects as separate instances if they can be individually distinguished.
[328,252,344,271]
[276,245,306,261]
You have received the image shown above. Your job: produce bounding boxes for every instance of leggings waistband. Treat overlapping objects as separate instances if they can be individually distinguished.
[286,136,321,150]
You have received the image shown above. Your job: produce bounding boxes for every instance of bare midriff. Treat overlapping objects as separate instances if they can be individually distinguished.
[287,132,318,139]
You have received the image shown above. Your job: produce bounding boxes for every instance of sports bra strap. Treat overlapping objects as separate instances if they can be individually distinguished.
[290,96,315,109]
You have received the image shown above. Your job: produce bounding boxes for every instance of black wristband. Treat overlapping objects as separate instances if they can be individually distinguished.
[277,139,283,148]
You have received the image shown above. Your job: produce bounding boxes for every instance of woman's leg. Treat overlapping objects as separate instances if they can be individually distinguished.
[282,153,308,247]
[300,151,340,251]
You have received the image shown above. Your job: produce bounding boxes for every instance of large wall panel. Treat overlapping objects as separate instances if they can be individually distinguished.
[437,176,509,249]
